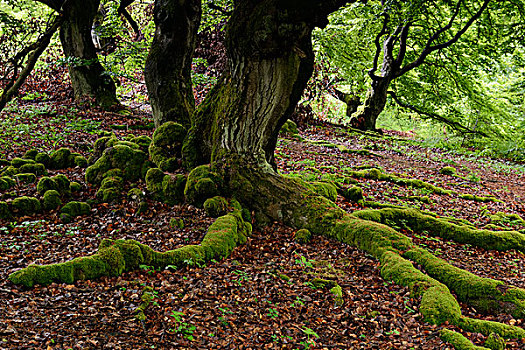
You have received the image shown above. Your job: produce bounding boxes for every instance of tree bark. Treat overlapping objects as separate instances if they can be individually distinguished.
[184,0,348,169]
[350,77,391,131]
[144,0,201,129]
[59,0,119,108]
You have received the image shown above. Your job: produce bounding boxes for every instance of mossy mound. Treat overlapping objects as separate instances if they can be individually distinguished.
[19,162,47,176]
[184,165,222,207]
[9,211,251,287]
[145,168,186,204]
[14,173,37,183]
[70,181,82,193]
[23,149,39,160]
[485,333,506,350]
[131,135,152,152]
[162,174,186,205]
[11,196,41,216]
[37,175,71,196]
[11,157,35,168]
[35,152,51,167]
[90,136,116,163]
[440,329,488,350]
[204,196,228,217]
[342,186,364,202]
[0,201,12,219]
[295,228,312,244]
[149,122,187,172]
[42,190,62,210]
[96,176,123,203]
[280,120,299,135]
[49,148,73,169]
[0,176,16,191]
[60,201,91,223]
[440,166,457,176]
[0,166,19,177]
[85,145,147,185]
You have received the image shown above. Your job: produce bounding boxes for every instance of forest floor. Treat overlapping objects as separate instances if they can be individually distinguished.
[0,98,524,349]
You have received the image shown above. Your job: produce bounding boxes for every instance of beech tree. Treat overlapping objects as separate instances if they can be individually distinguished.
[9,1,525,347]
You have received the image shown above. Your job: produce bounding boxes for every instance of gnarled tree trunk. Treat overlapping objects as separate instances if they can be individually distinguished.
[350,77,391,131]
[59,0,119,108]
[144,0,201,128]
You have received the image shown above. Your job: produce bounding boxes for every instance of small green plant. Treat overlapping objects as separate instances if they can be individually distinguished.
[294,253,314,268]
[232,269,250,286]
[267,308,279,319]
[139,264,156,275]
[169,311,196,341]
[291,296,305,308]
[299,327,320,349]
[218,307,233,327]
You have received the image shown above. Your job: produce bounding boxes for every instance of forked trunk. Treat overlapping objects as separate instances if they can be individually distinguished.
[144,0,201,128]
[60,0,118,108]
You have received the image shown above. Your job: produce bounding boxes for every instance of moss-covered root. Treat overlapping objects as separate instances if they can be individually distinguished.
[440,329,489,350]
[135,286,155,321]
[405,247,525,319]
[352,208,525,253]
[8,211,251,287]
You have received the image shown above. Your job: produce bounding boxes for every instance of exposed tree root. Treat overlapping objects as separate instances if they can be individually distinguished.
[222,165,525,342]
[440,329,489,350]
[352,208,525,253]
[346,168,501,203]
[304,139,383,158]
[8,212,251,287]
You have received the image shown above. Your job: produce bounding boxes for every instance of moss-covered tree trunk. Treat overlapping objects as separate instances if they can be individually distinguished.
[59,0,118,108]
[144,0,201,129]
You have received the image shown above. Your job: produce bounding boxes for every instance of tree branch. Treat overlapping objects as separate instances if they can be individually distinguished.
[369,12,389,80]
[0,14,63,112]
[396,0,490,77]
[387,90,487,136]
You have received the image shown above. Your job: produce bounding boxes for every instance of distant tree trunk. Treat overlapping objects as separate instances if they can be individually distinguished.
[350,76,391,131]
[59,0,119,108]
[144,0,201,129]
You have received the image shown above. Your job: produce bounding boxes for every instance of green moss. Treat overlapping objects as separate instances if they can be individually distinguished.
[96,176,123,202]
[18,163,46,176]
[61,201,91,218]
[35,153,50,167]
[0,176,15,190]
[132,135,152,152]
[23,149,39,160]
[135,286,155,321]
[459,193,500,203]
[14,173,37,183]
[1,166,19,177]
[70,181,82,192]
[145,168,165,197]
[440,329,488,350]
[49,148,73,169]
[280,120,299,135]
[11,196,41,215]
[330,284,344,306]
[169,218,184,229]
[485,333,506,350]
[343,186,364,202]
[74,155,88,168]
[128,188,144,202]
[309,181,337,202]
[42,190,62,210]
[37,177,56,195]
[9,211,251,287]
[0,201,12,219]
[149,122,187,172]
[90,136,117,163]
[184,165,221,207]
[85,145,147,185]
[352,208,525,253]
[440,166,457,176]
[295,228,312,244]
[162,174,186,205]
[203,196,228,217]
[11,157,34,168]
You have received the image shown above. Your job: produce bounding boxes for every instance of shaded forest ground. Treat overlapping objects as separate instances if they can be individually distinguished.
[0,96,524,349]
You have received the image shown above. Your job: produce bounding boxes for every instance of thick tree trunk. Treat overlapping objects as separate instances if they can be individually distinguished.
[144,0,201,129]
[183,0,350,169]
[59,0,118,108]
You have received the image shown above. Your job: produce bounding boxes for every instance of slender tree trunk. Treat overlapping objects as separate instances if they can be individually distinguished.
[350,77,391,131]
[144,0,201,129]
[59,0,119,108]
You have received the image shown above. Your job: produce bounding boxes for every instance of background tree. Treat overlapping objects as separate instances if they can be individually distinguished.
[315,0,524,133]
